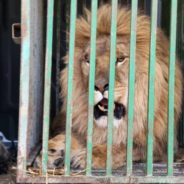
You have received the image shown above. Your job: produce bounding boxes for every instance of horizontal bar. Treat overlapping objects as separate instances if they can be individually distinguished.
[86,0,98,176]
[64,0,77,176]
[147,0,158,176]
[106,0,118,176]
[167,0,178,176]
[18,175,184,184]
[126,0,138,176]
[41,0,54,175]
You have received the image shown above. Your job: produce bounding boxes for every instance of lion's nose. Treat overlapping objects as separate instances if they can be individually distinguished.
[53,157,64,167]
[95,83,109,93]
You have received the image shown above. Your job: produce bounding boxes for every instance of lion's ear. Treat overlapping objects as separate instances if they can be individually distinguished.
[65,7,91,50]
[83,8,91,22]
[74,8,91,49]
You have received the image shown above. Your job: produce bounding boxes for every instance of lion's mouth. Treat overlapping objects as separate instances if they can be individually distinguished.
[94,98,126,120]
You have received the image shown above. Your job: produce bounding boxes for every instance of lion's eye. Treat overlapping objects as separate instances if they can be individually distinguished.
[116,57,126,64]
[49,149,56,153]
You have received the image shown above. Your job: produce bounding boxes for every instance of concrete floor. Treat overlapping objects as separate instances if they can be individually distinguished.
[0,174,16,184]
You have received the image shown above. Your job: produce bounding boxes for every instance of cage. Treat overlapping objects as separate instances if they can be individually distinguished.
[17,0,184,183]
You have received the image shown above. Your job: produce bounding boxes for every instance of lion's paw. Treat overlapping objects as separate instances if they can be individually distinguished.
[34,146,65,169]
[34,134,66,169]
[70,149,86,169]
[34,148,87,170]
[34,134,88,170]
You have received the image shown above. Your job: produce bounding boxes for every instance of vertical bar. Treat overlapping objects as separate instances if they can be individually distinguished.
[55,0,61,114]
[86,0,98,176]
[106,0,118,176]
[167,0,178,176]
[41,0,54,175]
[126,0,138,175]
[64,0,77,176]
[17,0,31,175]
[147,0,158,176]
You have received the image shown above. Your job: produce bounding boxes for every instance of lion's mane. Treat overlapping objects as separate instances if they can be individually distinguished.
[60,5,183,160]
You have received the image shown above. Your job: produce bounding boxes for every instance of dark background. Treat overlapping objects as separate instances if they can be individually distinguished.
[0,0,20,141]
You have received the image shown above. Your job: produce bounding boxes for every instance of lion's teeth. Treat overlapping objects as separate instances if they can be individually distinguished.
[98,104,108,112]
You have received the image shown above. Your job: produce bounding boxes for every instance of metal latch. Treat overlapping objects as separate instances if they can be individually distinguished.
[12,23,21,44]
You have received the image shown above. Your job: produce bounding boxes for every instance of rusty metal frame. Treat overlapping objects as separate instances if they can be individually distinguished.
[15,176,184,184]
[17,0,45,182]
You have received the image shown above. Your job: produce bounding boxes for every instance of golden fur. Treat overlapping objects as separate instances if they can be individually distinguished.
[36,5,183,169]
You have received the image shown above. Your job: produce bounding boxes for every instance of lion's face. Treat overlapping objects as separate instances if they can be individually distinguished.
[79,37,130,128]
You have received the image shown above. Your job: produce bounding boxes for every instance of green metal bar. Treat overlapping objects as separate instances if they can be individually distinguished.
[126,0,138,175]
[55,0,61,114]
[86,0,98,176]
[167,0,178,176]
[17,0,31,175]
[147,0,158,176]
[42,0,54,175]
[64,0,77,176]
[106,0,118,176]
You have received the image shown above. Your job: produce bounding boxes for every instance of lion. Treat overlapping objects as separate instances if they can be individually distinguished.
[35,5,183,169]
